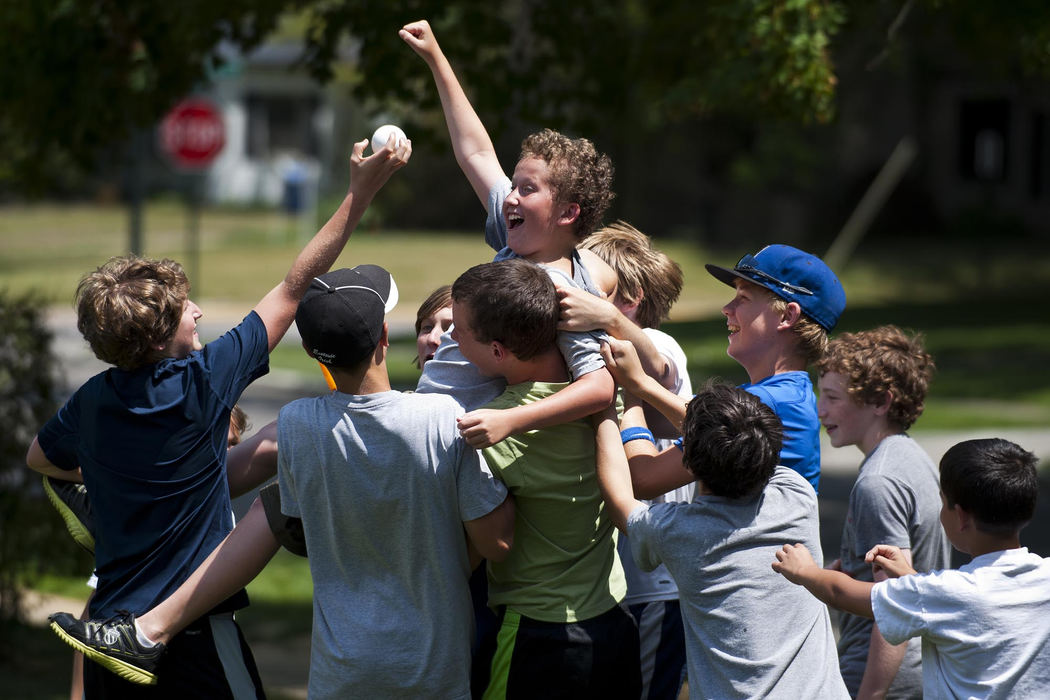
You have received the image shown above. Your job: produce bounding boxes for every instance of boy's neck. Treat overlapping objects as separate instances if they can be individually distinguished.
[965,532,1023,559]
[331,362,392,396]
[499,346,570,386]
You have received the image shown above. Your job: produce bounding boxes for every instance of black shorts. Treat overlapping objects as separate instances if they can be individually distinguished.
[481,603,640,699]
[84,613,265,699]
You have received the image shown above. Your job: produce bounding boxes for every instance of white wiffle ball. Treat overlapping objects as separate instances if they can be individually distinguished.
[371,124,407,153]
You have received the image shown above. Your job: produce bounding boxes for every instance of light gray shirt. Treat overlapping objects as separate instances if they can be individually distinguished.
[837,434,951,698]
[277,390,508,700]
[628,467,849,699]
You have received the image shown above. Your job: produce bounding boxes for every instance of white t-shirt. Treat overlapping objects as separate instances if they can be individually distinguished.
[872,547,1050,700]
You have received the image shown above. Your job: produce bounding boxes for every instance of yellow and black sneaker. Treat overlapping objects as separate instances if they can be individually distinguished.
[42,476,95,554]
[49,610,164,686]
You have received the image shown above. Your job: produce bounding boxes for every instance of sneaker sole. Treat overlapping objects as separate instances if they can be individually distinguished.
[42,477,94,554]
[49,620,158,686]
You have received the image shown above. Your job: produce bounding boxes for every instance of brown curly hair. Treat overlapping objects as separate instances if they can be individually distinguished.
[520,129,615,238]
[817,325,935,430]
[75,255,190,370]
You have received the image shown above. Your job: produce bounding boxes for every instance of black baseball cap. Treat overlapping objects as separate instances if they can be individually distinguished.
[295,265,398,367]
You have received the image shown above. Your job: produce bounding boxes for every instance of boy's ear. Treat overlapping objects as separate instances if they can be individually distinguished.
[873,390,893,416]
[777,301,803,330]
[954,503,973,532]
[556,202,581,227]
[491,340,508,362]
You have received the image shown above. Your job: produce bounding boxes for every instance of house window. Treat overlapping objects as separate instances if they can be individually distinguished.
[246,94,320,159]
[958,99,1010,183]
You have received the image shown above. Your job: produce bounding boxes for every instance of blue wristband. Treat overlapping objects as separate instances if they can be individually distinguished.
[620,427,656,445]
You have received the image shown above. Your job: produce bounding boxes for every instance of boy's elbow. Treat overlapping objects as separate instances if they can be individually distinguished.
[484,533,514,562]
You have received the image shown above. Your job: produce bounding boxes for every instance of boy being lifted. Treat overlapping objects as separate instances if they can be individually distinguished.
[401,19,618,445]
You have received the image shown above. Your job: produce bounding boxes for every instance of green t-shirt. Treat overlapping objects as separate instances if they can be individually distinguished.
[482,380,626,623]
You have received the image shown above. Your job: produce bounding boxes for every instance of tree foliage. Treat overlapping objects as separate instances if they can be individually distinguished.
[2,0,1049,193]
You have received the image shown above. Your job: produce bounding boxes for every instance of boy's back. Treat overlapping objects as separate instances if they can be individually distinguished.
[277,388,506,698]
[872,547,1050,699]
[629,466,847,698]
[38,313,269,618]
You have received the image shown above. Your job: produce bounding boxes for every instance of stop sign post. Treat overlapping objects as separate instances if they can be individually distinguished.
[159,98,226,296]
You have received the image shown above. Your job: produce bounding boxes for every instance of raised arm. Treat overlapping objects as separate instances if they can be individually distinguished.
[619,396,695,498]
[252,139,410,351]
[772,543,875,618]
[593,406,645,533]
[557,284,672,388]
[602,339,688,431]
[400,20,506,208]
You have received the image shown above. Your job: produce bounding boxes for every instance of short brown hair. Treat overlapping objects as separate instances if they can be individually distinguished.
[414,285,452,337]
[520,129,614,238]
[451,259,558,361]
[817,325,935,430]
[75,255,189,370]
[578,221,683,329]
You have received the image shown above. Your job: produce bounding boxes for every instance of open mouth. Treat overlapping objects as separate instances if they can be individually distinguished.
[506,212,524,230]
[727,324,740,335]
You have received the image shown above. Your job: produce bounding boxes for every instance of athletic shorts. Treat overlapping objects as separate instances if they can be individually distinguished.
[630,599,686,700]
[84,613,265,699]
[481,603,640,699]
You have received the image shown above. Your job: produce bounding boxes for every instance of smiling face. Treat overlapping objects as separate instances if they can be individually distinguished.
[162,299,203,359]
[720,279,783,375]
[450,300,499,377]
[503,157,568,261]
[416,305,453,368]
[817,371,884,452]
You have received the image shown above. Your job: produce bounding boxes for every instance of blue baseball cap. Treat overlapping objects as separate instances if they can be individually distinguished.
[705,244,846,331]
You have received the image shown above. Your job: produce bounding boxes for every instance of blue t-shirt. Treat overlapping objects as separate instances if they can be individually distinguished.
[676,371,820,492]
[38,312,270,617]
[741,371,820,491]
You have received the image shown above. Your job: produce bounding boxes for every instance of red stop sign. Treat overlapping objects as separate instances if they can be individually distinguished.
[160,99,226,169]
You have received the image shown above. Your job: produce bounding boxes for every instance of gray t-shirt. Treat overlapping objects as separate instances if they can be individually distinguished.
[837,434,951,698]
[416,177,606,409]
[628,467,849,699]
[277,389,508,700]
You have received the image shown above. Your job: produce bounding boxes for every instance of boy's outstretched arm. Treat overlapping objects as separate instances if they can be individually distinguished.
[400,20,505,208]
[557,284,673,389]
[619,398,695,499]
[253,139,410,351]
[773,543,875,618]
[457,367,615,449]
[601,339,688,430]
[593,406,645,533]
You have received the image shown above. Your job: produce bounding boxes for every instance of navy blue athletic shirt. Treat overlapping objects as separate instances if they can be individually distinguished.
[39,312,270,618]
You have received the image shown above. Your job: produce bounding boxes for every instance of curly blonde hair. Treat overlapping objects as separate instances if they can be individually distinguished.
[817,325,935,430]
[75,255,190,370]
[520,129,614,238]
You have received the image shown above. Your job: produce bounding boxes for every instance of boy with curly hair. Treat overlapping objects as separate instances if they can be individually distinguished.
[28,141,409,696]
[400,19,618,449]
[816,325,951,698]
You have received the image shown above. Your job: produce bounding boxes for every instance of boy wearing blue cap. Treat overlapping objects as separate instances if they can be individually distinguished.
[604,244,845,497]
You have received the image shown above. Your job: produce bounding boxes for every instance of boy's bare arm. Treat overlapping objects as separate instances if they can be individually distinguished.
[457,367,615,448]
[772,543,875,618]
[464,494,515,562]
[865,544,918,578]
[226,421,279,498]
[593,406,645,533]
[253,139,409,351]
[602,339,687,430]
[400,20,505,208]
[557,284,672,388]
[619,399,695,498]
[857,547,914,698]
[26,437,82,482]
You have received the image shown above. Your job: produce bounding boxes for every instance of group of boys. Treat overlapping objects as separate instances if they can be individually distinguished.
[31,18,1049,700]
